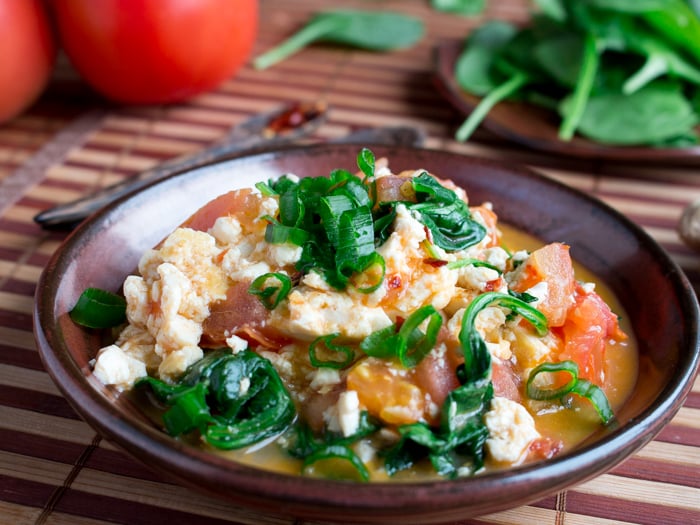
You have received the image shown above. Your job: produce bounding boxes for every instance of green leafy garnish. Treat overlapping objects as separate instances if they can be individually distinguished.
[264,149,485,292]
[254,10,424,70]
[527,360,616,425]
[248,272,292,310]
[309,333,355,369]
[360,305,443,368]
[70,287,127,329]
[454,1,700,146]
[137,349,296,449]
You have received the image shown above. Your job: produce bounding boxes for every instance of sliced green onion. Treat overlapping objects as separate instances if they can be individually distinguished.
[70,287,127,329]
[459,291,547,383]
[319,194,355,246]
[570,378,616,426]
[255,181,277,196]
[397,305,443,368]
[525,360,579,401]
[350,252,386,294]
[278,189,304,227]
[360,305,442,367]
[357,148,375,180]
[264,222,311,246]
[335,206,375,277]
[309,333,355,369]
[446,258,501,272]
[248,272,292,310]
[527,360,616,425]
[302,444,370,482]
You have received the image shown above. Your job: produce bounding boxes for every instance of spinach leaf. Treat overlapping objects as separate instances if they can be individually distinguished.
[568,80,699,145]
[455,20,519,96]
[454,0,700,146]
[137,349,296,450]
[431,0,486,16]
[254,10,424,70]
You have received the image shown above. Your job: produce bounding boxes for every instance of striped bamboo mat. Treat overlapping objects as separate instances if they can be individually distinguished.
[0,1,698,523]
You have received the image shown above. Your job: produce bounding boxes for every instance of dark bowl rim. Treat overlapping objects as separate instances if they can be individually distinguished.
[33,143,700,519]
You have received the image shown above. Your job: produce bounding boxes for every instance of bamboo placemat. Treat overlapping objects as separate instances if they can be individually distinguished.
[0,1,698,524]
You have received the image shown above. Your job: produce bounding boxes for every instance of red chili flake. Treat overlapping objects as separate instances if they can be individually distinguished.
[387,274,402,289]
[484,278,502,292]
[265,102,325,135]
[423,225,433,243]
[424,258,448,267]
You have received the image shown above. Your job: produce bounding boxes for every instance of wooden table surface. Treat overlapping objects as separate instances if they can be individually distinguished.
[0,1,698,524]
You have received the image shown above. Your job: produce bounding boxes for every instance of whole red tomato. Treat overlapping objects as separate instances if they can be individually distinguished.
[50,0,258,104]
[0,0,56,123]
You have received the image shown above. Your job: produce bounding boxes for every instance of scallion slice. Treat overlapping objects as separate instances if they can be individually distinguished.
[446,258,501,272]
[309,333,355,369]
[350,252,386,294]
[527,360,616,425]
[357,147,375,180]
[360,305,442,368]
[69,287,127,329]
[248,272,292,310]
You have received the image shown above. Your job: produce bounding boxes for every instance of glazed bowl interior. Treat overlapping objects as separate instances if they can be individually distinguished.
[34,144,700,524]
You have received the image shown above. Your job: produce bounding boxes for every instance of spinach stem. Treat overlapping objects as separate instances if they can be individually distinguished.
[455,72,528,142]
[558,33,599,141]
[623,55,667,94]
[254,17,340,70]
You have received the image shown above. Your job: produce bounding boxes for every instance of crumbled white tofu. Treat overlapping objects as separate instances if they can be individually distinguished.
[325,390,361,437]
[271,288,392,341]
[308,367,341,394]
[266,242,302,266]
[484,397,540,464]
[209,216,243,244]
[225,334,249,353]
[377,204,458,315]
[301,270,333,292]
[457,264,501,292]
[157,345,203,381]
[525,281,549,307]
[507,324,559,369]
[483,247,510,272]
[92,345,147,390]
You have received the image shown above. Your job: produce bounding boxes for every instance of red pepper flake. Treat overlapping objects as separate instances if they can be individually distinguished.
[264,102,326,136]
[387,274,402,289]
[424,258,448,267]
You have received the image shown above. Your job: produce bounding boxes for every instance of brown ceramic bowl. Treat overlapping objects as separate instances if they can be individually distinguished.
[34,144,700,524]
[435,39,700,164]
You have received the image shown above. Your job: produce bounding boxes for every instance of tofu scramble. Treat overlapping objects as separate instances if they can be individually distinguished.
[87,149,635,481]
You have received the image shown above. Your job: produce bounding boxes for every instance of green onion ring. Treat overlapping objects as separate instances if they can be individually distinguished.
[248,272,292,310]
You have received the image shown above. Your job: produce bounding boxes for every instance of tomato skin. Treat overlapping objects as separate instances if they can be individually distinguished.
[0,0,56,123]
[50,0,258,104]
[556,284,627,385]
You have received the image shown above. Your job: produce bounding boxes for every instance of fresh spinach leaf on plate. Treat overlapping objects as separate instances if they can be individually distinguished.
[254,10,424,70]
[453,0,700,147]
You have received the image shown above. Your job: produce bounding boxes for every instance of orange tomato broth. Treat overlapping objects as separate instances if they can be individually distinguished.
[157,223,637,481]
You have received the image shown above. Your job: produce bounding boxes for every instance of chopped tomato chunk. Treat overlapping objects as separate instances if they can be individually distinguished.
[181,188,261,232]
[201,279,290,350]
[556,284,627,385]
[510,242,576,327]
[347,358,427,426]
